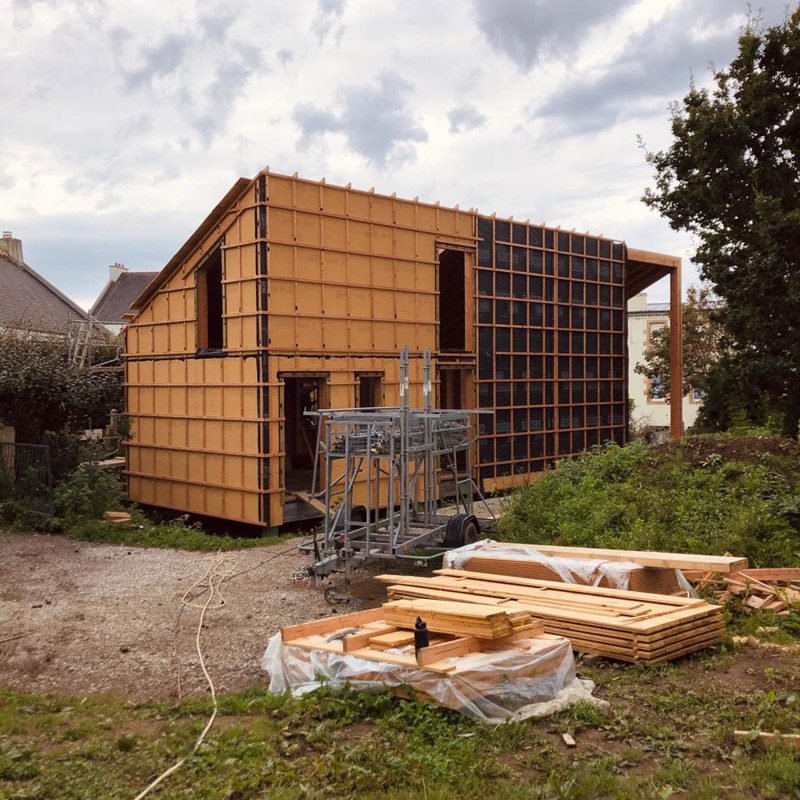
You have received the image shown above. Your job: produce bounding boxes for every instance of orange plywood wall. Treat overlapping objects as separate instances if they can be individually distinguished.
[263,173,474,355]
[261,173,475,526]
[125,180,268,526]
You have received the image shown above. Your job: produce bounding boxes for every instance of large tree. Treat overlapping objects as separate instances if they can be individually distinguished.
[643,9,800,437]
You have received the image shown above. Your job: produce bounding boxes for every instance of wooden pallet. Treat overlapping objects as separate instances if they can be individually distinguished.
[376,569,725,664]
[279,602,546,673]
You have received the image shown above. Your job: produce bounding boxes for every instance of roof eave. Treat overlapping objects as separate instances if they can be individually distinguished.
[130,176,254,313]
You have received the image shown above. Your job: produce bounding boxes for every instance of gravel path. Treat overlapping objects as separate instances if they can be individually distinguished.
[0,532,382,700]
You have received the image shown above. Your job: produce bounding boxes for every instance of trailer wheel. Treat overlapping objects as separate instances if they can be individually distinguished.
[462,515,480,545]
[350,505,368,524]
[443,513,480,548]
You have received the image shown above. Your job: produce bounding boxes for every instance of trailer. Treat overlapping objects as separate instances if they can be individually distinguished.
[300,348,494,578]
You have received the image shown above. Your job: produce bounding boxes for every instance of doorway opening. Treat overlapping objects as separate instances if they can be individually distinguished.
[283,375,327,492]
[438,249,466,351]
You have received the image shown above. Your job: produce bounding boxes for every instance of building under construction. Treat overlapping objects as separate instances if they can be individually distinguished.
[124,169,682,531]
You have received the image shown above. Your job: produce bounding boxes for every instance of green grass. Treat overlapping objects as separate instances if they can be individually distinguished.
[1,636,799,799]
[498,436,800,568]
[59,513,293,551]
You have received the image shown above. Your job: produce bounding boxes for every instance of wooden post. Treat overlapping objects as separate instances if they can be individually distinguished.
[669,261,683,438]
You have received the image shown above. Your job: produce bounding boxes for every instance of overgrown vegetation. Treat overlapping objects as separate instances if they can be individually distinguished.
[62,513,276,551]
[0,330,122,450]
[499,436,800,569]
[0,463,272,551]
[1,640,798,799]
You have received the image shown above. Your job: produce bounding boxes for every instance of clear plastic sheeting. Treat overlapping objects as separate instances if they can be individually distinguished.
[444,539,696,596]
[444,539,641,589]
[263,632,604,725]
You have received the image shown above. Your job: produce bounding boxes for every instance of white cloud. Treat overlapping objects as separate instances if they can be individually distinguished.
[0,0,786,306]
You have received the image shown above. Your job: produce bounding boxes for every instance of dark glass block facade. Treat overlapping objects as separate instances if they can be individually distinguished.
[475,216,627,481]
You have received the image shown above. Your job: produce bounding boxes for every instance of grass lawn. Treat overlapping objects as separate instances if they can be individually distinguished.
[2,631,799,800]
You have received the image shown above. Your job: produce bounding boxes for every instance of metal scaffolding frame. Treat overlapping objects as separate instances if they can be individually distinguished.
[301,347,493,577]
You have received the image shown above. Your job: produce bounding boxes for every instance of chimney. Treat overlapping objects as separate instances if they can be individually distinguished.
[0,231,23,263]
[108,262,127,282]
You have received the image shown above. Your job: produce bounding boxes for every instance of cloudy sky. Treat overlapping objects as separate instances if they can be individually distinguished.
[0,0,791,310]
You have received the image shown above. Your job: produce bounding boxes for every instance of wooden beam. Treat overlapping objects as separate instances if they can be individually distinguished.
[627,247,681,269]
[669,261,684,438]
[734,731,800,751]
[416,636,479,666]
[469,543,746,573]
[280,607,386,642]
[341,625,399,653]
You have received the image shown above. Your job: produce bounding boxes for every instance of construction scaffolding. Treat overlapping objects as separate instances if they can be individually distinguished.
[302,348,494,577]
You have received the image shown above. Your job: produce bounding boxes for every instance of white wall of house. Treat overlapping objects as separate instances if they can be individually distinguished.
[628,292,701,433]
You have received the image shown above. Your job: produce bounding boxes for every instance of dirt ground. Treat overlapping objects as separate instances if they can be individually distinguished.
[0,532,386,700]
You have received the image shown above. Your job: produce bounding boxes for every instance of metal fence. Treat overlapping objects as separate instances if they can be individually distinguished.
[0,441,52,498]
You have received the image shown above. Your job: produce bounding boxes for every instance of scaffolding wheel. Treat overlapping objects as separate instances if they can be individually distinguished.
[324,583,352,605]
[443,513,480,548]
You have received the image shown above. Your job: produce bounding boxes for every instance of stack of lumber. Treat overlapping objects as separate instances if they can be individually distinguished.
[378,568,726,664]
[382,598,539,639]
[686,567,800,615]
[271,604,581,721]
[449,542,747,597]
[279,602,545,673]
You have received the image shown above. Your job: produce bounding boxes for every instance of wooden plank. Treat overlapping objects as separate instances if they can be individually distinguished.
[341,625,398,653]
[382,598,525,639]
[281,607,386,642]
[368,630,416,650]
[430,569,705,607]
[733,731,800,751]
[416,636,479,666]
[736,568,800,583]
[479,543,747,573]
[294,490,328,516]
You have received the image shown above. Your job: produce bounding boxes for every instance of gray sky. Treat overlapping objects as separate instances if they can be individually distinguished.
[0,0,791,309]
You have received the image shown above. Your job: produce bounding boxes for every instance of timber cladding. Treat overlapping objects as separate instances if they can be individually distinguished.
[124,168,670,530]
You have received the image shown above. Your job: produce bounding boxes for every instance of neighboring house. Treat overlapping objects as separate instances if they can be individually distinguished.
[628,291,701,436]
[91,263,158,334]
[125,169,682,531]
[0,231,94,337]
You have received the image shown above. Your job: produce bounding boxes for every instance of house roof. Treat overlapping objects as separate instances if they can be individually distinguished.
[629,302,671,315]
[0,251,93,334]
[91,271,159,324]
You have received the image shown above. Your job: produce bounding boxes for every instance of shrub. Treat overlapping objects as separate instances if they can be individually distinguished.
[53,464,123,522]
[498,438,800,567]
[0,330,122,444]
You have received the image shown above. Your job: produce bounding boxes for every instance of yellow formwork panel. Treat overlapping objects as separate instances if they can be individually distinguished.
[264,173,474,358]
[125,183,260,359]
[125,354,265,526]
[126,170,478,528]
[265,353,430,527]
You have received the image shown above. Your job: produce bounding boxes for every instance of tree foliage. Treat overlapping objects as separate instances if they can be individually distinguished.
[0,331,122,443]
[634,284,726,401]
[643,10,800,437]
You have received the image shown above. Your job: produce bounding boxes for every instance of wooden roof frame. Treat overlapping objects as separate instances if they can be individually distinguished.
[625,247,683,438]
